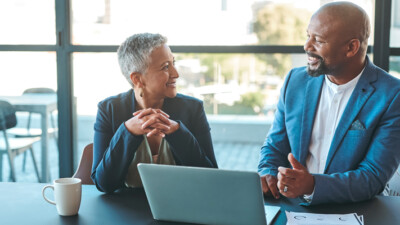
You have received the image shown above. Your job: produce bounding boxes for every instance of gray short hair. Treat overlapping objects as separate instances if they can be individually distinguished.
[117,33,167,87]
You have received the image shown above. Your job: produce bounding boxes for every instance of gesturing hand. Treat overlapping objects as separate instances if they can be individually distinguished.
[277,153,315,198]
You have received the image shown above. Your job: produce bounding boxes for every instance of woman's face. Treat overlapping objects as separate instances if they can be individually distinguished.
[141,44,179,99]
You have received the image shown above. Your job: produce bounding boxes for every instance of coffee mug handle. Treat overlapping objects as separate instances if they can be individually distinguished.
[42,185,56,205]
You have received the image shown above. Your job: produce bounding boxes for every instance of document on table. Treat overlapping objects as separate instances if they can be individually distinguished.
[285,211,364,225]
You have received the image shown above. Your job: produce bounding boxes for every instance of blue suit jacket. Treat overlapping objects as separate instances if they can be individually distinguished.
[92,90,218,193]
[258,57,400,205]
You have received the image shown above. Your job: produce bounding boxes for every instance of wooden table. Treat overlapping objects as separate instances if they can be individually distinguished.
[0,94,57,182]
[1,182,399,225]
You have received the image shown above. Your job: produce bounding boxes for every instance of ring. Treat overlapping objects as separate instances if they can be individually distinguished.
[283,185,288,193]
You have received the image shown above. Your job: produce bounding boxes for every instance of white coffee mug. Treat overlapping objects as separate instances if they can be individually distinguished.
[42,177,82,216]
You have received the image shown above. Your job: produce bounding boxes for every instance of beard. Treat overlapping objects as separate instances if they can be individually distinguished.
[306,52,331,77]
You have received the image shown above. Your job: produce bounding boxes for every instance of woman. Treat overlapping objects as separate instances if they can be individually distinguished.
[91,33,218,193]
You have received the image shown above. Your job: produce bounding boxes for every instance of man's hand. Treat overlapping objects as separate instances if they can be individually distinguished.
[277,153,315,198]
[260,174,280,199]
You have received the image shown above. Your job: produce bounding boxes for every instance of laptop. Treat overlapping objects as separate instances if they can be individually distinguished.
[137,163,280,225]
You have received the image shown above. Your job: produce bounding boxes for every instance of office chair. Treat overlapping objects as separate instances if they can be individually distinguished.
[387,168,400,196]
[0,100,41,182]
[72,143,94,185]
[8,87,58,171]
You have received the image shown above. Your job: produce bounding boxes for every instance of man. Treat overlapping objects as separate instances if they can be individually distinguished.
[258,1,400,205]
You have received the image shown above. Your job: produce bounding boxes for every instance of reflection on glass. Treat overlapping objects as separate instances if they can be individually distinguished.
[71,0,374,46]
[0,1,55,44]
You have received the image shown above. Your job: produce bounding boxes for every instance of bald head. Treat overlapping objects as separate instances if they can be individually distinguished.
[304,2,371,81]
[314,1,370,54]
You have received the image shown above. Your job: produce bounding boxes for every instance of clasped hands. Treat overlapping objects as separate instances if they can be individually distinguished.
[125,108,179,137]
[261,153,315,199]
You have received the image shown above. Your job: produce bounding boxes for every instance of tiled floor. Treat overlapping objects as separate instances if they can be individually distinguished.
[214,142,261,171]
[1,140,262,183]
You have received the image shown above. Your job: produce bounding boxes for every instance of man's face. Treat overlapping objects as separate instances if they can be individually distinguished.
[305,51,330,77]
[303,13,349,77]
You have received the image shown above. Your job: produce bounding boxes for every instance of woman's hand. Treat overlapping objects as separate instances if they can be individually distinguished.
[136,109,180,136]
[124,108,170,136]
[125,108,179,137]
[163,119,179,135]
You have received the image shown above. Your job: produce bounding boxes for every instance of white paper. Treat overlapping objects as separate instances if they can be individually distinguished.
[285,211,363,225]
[265,205,281,225]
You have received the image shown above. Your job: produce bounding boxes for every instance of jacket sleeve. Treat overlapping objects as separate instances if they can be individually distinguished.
[91,102,144,193]
[258,71,293,177]
[165,101,218,168]
[307,91,400,205]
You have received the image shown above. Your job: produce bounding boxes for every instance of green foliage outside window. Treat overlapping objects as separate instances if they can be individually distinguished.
[253,4,311,76]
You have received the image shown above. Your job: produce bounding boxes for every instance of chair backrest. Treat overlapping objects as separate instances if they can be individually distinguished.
[73,143,94,185]
[23,87,56,94]
[0,100,17,130]
[22,88,57,130]
[388,168,400,196]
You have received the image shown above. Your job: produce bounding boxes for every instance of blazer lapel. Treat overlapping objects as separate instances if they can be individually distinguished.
[324,60,377,172]
[299,76,324,165]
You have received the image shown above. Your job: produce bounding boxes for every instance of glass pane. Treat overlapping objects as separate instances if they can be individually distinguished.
[73,53,307,116]
[390,56,400,79]
[73,53,130,116]
[391,0,400,47]
[71,0,374,46]
[176,53,305,117]
[73,53,130,157]
[0,0,56,44]
[73,52,306,171]
[0,52,57,95]
[0,52,58,182]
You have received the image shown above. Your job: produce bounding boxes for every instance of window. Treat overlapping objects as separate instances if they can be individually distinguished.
[71,0,375,119]
[0,52,58,181]
[72,0,309,46]
[0,0,55,45]
[0,52,57,95]
[2,0,396,179]
[71,0,375,172]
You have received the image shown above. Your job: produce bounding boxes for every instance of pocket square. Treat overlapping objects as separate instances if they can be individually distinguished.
[350,120,365,130]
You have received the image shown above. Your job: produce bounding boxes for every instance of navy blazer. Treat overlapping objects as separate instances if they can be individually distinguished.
[259,57,400,205]
[92,90,218,193]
